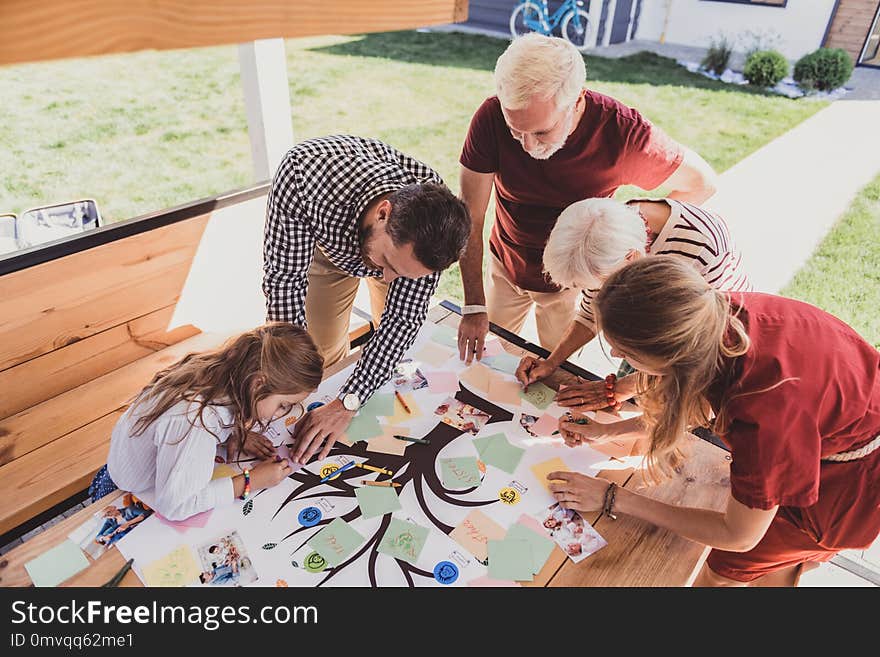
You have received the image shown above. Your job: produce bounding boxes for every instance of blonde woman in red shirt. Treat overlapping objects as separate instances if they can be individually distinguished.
[550,257,880,586]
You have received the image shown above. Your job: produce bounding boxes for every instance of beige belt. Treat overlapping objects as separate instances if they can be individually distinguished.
[821,434,880,462]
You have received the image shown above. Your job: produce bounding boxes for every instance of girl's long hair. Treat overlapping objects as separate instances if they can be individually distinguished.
[130,323,323,447]
[594,257,750,480]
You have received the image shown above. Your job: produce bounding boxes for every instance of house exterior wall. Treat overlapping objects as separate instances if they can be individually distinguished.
[824,0,880,63]
[634,0,838,61]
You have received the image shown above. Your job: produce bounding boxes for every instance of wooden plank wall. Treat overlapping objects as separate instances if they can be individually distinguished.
[824,0,880,63]
[0,0,470,66]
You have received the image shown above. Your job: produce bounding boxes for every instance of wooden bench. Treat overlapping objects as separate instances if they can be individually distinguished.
[0,185,373,543]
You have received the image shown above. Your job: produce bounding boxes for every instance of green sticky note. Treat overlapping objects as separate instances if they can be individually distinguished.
[431,324,459,349]
[25,540,89,587]
[484,353,521,376]
[355,485,402,519]
[519,382,555,410]
[440,456,482,489]
[377,518,429,564]
[307,518,365,567]
[488,538,535,582]
[346,413,383,442]
[505,524,555,574]
[473,433,504,458]
[481,435,526,474]
[361,392,395,418]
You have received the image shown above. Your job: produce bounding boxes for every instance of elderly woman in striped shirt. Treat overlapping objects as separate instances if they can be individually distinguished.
[516,196,752,413]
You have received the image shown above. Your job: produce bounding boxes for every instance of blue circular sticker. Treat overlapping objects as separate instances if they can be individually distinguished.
[306,401,325,412]
[298,506,322,527]
[433,561,459,585]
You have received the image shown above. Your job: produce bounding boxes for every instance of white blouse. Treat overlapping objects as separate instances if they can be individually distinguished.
[107,397,235,520]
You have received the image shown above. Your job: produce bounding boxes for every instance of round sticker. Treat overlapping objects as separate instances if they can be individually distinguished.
[319,464,340,480]
[307,401,325,412]
[433,561,459,585]
[498,487,521,506]
[298,506,323,527]
[304,551,328,573]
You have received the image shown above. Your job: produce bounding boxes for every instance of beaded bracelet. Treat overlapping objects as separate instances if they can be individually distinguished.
[604,373,622,411]
[602,482,618,520]
[239,468,251,501]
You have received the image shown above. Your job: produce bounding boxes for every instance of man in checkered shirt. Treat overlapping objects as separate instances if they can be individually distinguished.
[263,135,470,463]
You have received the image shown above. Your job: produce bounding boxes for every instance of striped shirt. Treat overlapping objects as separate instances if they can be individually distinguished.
[575,198,752,329]
[262,135,444,403]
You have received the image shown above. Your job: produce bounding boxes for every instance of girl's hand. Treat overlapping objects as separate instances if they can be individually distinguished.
[547,471,610,515]
[250,458,293,489]
[228,430,276,460]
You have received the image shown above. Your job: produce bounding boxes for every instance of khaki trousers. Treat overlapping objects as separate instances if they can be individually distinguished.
[486,252,579,350]
[305,248,389,367]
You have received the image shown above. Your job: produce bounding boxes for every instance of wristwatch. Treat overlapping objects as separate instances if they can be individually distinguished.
[341,393,361,412]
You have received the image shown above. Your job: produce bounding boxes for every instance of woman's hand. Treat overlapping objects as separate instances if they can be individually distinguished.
[548,471,610,515]
[557,416,614,448]
[555,380,616,413]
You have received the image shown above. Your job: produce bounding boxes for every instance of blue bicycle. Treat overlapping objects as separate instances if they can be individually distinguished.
[509,0,592,51]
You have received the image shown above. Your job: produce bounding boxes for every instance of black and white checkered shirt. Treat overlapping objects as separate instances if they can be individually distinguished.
[263,135,444,404]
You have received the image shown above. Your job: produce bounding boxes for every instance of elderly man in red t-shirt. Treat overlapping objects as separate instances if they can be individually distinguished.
[457,33,719,361]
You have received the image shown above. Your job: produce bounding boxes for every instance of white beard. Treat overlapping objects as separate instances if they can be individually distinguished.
[521,109,575,160]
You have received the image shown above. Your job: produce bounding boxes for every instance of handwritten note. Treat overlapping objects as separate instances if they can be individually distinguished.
[377,518,429,564]
[142,545,201,587]
[449,510,507,561]
[440,456,482,489]
[519,382,555,410]
[307,518,365,568]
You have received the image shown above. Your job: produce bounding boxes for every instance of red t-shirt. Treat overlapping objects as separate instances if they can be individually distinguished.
[459,91,683,292]
[714,293,880,548]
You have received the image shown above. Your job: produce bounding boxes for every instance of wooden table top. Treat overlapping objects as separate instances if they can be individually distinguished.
[0,302,730,588]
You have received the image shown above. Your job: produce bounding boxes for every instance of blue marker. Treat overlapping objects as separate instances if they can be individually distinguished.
[318,460,356,483]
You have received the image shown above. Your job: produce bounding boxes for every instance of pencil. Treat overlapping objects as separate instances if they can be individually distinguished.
[357,462,394,476]
[361,480,401,488]
[394,390,412,414]
[393,435,430,445]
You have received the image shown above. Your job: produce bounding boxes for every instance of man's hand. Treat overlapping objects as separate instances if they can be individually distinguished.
[515,356,555,391]
[548,471,610,514]
[289,399,355,463]
[458,312,489,364]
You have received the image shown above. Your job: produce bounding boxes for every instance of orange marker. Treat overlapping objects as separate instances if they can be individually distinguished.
[361,480,401,488]
[394,391,412,414]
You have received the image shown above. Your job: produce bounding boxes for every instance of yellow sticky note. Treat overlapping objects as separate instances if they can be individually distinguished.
[460,363,492,394]
[489,375,522,407]
[142,545,201,587]
[366,426,410,456]
[530,458,571,493]
[415,343,455,368]
[449,510,507,561]
[211,464,236,480]
[387,393,422,424]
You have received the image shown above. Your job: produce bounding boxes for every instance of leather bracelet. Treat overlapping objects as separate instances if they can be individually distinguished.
[462,304,488,315]
[602,482,618,520]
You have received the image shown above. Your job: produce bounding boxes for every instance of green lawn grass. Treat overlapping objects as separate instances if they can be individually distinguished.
[0,30,828,302]
[782,173,880,348]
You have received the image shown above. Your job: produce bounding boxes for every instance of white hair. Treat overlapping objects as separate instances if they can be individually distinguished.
[494,33,586,111]
[543,198,647,289]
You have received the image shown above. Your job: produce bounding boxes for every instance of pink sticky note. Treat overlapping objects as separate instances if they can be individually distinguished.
[468,575,521,587]
[426,371,459,394]
[531,413,560,437]
[155,509,213,532]
[517,513,549,536]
